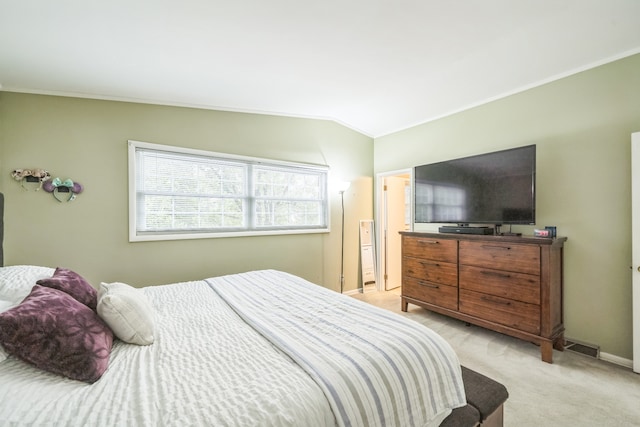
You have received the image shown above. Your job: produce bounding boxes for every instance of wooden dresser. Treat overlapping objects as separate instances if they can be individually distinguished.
[401,231,566,363]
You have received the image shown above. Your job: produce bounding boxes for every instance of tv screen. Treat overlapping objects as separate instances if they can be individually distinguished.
[414,145,536,225]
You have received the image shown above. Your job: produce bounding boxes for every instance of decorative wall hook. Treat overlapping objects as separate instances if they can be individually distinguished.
[43,177,84,202]
[11,168,51,190]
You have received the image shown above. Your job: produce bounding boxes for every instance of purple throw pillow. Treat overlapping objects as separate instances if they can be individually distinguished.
[36,267,98,310]
[0,285,113,383]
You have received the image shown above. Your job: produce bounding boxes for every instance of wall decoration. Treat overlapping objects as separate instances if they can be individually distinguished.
[11,168,84,202]
[43,178,84,202]
[11,168,51,190]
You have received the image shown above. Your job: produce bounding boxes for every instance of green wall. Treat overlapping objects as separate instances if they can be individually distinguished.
[3,55,638,361]
[374,53,640,360]
[0,93,374,292]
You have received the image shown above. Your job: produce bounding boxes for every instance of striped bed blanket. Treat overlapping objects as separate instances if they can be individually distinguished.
[206,270,466,427]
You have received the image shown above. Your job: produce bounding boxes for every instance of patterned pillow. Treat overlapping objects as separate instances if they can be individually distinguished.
[0,285,113,383]
[36,267,97,310]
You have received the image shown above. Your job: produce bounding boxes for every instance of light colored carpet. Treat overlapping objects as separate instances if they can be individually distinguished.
[351,289,640,427]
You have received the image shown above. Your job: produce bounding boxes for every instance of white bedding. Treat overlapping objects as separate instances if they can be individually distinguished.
[0,268,465,427]
[0,278,334,426]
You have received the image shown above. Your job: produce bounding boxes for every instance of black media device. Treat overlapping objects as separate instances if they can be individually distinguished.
[438,226,495,235]
[414,145,536,232]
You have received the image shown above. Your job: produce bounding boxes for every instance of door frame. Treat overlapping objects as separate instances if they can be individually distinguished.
[632,132,640,373]
[375,168,413,292]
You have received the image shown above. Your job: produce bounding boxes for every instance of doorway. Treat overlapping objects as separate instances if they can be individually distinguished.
[631,131,640,373]
[376,169,412,291]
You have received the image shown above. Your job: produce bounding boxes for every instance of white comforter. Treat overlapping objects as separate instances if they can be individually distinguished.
[208,270,466,427]
[0,277,334,426]
[0,269,465,427]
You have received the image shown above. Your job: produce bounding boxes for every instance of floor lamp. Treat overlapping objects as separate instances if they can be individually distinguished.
[338,181,351,294]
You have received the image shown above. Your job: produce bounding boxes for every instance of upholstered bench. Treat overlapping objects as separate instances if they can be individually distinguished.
[441,366,509,427]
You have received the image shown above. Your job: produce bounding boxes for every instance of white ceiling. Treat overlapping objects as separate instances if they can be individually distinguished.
[1,1,639,137]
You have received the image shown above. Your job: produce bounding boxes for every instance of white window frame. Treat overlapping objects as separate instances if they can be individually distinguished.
[128,140,330,242]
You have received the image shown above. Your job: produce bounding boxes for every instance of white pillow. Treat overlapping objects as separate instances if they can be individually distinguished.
[97,282,155,345]
[0,299,15,313]
[0,299,15,363]
[0,265,55,307]
[0,344,7,364]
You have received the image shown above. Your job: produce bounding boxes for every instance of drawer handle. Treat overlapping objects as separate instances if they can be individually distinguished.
[481,245,511,250]
[481,270,511,279]
[419,261,441,267]
[481,295,512,306]
[418,281,439,289]
[419,240,440,245]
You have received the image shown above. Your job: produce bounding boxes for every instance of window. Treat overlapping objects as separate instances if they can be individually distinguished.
[415,183,466,223]
[128,140,329,241]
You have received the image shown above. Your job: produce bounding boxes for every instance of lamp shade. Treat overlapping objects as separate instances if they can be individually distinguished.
[337,181,351,193]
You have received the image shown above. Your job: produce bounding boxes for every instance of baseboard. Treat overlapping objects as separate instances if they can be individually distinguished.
[343,289,361,296]
[599,352,633,369]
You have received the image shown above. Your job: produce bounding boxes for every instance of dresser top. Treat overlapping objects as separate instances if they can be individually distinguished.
[400,231,567,247]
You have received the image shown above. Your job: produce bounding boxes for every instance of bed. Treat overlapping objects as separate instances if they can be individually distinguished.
[0,192,506,426]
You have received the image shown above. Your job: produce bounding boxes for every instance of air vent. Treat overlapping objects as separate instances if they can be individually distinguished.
[565,339,599,358]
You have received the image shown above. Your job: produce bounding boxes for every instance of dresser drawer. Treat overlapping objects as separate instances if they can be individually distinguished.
[459,265,540,305]
[459,241,540,275]
[403,256,457,286]
[459,289,540,335]
[403,277,458,311]
[402,236,457,263]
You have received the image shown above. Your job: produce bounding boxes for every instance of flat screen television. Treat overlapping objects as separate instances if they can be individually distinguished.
[414,145,536,225]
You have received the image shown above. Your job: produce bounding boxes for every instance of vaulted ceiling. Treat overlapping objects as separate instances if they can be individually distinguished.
[1,0,639,137]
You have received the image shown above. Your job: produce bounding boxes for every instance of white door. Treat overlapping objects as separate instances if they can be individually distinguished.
[378,173,411,291]
[385,176,405,290]
[632,132,640,373]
